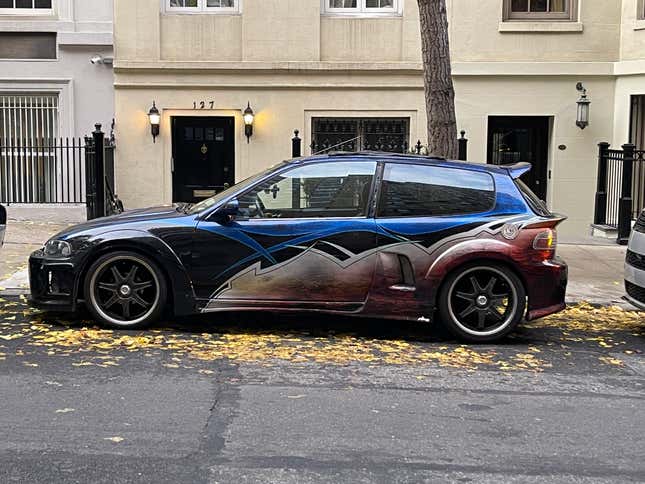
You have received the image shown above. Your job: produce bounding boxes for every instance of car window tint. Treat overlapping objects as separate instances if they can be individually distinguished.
[378,164,495,217]
[238,161,377,219]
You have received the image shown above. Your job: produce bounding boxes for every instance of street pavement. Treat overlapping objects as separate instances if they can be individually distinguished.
[0,216,643,483]
[0,298,643,483]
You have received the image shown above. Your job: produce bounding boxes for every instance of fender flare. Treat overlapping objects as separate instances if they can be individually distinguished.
[75,229,196,316]
[423,239,527,307]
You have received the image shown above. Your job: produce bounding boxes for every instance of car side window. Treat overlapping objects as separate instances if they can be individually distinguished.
[237,161,377,219]
[377,163,496,217]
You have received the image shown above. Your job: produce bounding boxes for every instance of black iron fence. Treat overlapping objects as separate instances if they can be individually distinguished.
[0,137,86,204]
[292,129,469,161]
[85,124,119,220]
[594,142,645,244]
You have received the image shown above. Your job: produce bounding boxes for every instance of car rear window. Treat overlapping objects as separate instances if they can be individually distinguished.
[515,179,551,217]
[377,164,496,217]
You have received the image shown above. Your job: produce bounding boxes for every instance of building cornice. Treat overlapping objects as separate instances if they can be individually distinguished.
[113,60,645,81]
[113,61,424,73]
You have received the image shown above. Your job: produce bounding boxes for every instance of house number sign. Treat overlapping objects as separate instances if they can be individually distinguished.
[193,101,216,110]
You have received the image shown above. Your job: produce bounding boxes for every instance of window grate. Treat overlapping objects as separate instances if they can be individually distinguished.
[0,0,52,8]
[0,93,59,142]
[311,117,409,155]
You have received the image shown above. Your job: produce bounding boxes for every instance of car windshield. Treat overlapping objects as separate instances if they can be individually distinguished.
[185,162,287,215]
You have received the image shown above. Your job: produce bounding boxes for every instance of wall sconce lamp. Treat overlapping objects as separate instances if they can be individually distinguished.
[148,101,161,143]
[243,102,255,143]
[576,82,591,130]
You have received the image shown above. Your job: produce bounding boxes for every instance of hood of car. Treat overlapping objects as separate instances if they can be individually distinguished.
[53,205,193,241]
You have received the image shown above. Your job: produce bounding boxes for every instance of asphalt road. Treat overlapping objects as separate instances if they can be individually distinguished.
[0,298,644,483]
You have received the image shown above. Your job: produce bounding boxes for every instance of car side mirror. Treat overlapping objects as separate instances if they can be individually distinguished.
[212,198,239,223]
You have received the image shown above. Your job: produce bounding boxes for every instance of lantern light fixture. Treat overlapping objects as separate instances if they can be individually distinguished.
[576,82,591,130]
[243,102,254,143]
[148,101,161,143]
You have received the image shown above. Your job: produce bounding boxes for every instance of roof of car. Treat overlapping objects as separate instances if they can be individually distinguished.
[288,151,522,176]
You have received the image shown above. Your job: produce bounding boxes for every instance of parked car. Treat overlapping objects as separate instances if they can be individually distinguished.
[29,152,567,342]
[625,210,645,310]
[0,203,6,249]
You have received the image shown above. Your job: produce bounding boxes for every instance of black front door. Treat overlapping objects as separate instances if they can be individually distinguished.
[172,116,235,203]
[487,116,550,201]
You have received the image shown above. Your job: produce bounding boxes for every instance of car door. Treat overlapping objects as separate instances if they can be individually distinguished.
[193,160,379,309]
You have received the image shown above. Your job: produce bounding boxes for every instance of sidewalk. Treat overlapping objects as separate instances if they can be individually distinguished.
[0,217,633,309]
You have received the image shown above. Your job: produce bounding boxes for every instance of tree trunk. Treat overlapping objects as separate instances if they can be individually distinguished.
[417,0,458,159]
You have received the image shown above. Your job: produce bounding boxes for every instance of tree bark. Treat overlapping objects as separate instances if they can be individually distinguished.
[417,0,458,159]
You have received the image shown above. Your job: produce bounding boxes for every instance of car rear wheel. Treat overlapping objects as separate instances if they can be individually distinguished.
[84,251,167,329]
[438,264,526,342]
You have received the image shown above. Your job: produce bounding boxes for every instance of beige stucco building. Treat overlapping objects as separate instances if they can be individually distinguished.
[113,0,645,238]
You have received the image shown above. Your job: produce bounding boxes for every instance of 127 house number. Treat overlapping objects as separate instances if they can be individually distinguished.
[193,101,215,110]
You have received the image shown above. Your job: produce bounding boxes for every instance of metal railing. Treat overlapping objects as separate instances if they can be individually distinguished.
[594,142,645,244]
[0,137,86,204]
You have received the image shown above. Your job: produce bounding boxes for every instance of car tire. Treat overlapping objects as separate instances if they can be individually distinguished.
[84,251,167,329]
[438,263,526,343]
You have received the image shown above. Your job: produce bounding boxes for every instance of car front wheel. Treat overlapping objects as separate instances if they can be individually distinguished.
[438,264,526,342]
[84,251,167,329]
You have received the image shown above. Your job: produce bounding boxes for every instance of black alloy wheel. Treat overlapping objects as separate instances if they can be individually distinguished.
[438,264,526,342]
[85,251,167,329]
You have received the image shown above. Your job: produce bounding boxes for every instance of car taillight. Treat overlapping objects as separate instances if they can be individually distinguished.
[533,229,557,258]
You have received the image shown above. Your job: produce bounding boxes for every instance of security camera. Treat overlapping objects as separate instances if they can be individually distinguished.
[90,55,114,65]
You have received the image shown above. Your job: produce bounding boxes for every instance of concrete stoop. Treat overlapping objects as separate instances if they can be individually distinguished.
[590,223,618,240]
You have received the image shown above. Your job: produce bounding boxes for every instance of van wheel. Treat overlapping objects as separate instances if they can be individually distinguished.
[84,251,167,329]
[438,264,526,342]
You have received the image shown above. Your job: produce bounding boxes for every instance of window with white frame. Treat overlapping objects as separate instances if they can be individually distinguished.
[0,0,52,14]
[503,0,576,21]
[639,0,645,20]
[323,0,401,16]
[166,0,239,13]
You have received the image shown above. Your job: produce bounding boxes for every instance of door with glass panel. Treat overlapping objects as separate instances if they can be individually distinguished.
[487,116,549,202]
[195,161,378,307]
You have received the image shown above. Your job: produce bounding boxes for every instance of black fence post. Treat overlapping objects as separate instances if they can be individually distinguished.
[594,142,610,226]
[292,129,302,158]
[617,143,636,244]
[458,130,468,161]
[415,140,423,155]
[93,124,106,220]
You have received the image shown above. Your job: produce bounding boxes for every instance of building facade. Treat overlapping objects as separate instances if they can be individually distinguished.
[0,0,114,204]
[0,0,114,139]
[113,0,645,238]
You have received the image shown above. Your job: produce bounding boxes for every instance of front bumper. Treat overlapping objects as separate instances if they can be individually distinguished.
[29,249,79,312]
[525,256,568,321]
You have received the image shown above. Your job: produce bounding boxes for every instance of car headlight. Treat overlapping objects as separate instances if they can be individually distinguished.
[44,240,73,258]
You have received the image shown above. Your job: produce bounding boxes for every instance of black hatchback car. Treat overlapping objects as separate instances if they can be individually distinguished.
[29,152,567,342]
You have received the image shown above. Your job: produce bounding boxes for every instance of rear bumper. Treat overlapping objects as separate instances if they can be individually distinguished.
[525,256,568,321]
[29,249,79,312]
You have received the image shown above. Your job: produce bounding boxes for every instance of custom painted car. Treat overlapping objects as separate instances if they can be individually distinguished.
[29,152,567,342]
